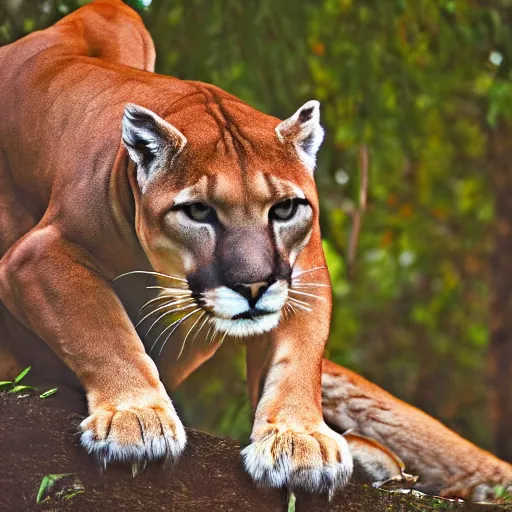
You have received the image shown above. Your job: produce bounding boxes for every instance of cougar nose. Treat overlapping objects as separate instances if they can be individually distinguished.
[233,281,269,308]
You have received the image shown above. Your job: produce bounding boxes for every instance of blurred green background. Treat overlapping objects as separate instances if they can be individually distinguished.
[2,0,511,461]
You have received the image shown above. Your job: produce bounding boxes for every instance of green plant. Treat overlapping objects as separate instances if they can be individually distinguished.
[0,366,57,398]
[36,473,84,504]
[287,492,296,512]
[493,485,512,504]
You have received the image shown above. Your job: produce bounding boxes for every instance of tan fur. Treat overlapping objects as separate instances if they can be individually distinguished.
[344,432,418,487]
[322,359,512,501]
[0,0,349,492]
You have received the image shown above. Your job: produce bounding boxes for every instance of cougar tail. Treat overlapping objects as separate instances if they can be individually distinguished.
[55,0,156,72]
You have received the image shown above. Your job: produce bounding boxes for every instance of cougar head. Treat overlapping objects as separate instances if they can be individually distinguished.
[122,91,325,339]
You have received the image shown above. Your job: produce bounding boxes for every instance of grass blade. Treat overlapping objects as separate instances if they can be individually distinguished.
[14,366,31,383]
[39,388,58,399]
[36,473,84,504]
[36,475,53,504]
[9,385,35,393]
[288,492,296,512]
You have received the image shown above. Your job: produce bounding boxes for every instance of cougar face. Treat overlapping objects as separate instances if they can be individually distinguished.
[123,95,324,338]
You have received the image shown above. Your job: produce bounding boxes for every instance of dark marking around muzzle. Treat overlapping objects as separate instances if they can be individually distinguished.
[232,281,269,308]
[187,226,292,298]
[219,227,275,288]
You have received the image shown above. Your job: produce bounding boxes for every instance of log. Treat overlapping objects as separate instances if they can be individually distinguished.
[0,392,507,512]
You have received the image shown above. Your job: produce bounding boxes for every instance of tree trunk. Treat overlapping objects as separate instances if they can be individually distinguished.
[488,121,512,463]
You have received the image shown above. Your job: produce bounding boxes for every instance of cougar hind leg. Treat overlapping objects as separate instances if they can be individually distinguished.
[0,151,84,411]
[0,150,39,380]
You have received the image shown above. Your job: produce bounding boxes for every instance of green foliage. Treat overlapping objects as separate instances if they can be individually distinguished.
[146,0,506,448]
[3,0,512,449]
[0,366,58,399]
[0,367,35,394]
[493,485,512,504]
[36,474,84,504]
[288,492,297,512]
[13,366,31,383]
[39,388,59,399]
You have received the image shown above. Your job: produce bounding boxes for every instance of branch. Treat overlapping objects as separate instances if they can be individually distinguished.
[346,144,369,275]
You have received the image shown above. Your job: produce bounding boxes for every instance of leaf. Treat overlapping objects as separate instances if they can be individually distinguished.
[36,475,54,504]
[14,366,31,384]
[494,485,505,498]
[0,381,13,389]
[9,385,35,393]
[36,473,84,504]
[287,492,296,512]
[39,388,58,399]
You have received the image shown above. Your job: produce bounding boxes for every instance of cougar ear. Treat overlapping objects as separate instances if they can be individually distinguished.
[122,103,187,187]
[276,100,324,173]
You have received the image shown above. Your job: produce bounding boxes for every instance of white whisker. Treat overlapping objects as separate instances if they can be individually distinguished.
[157,308,202,356]
[144,304,183,344]
[291,266,327,278]
[177,312,206,361]
[136,298,194,328]
[205,322,217,346]
[288,297,312,312]
[286,302,298,316]
[146,310,178,342]
[290,303,300,316]
[192,315,211,345]
[148,307,198,353]
[146,285,191,293]
[293,282,331,289]
[143,303,196,336]
[139,294,175,313]
[114,270,188,283]
[288,295,311,308]
[218,330,229,346]
[290,303,312,313]
[148,313,179,353]
[146,305,199,343]
[289,289,326,302]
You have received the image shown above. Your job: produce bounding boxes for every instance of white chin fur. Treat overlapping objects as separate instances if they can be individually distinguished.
[203,281,287,338]
[213,312,281,338]
[80,421,186,464]
[205,286,250,318]
[256,281,288,311]
[204,282,288,320]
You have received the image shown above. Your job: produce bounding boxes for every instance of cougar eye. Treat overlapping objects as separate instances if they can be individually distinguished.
[270,198,299,221]
[183,202,214,223]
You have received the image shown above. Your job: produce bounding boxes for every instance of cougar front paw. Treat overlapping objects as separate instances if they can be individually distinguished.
[241,422,353,495]
[80,396,186,466]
